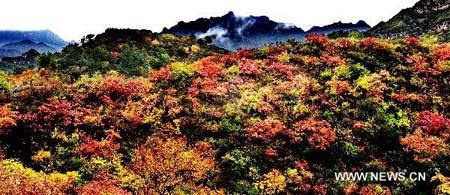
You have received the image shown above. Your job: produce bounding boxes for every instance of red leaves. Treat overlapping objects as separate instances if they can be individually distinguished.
[416,111,450,135]
[0,105,16,134]
[432,44,450,61]
[196,58,224,78]
[360,37,386,51]
[150,66,172,82]
[236,49,255,59]
[336,38,353,49]
[220,54,239,65]
[247,119,286,141]
[390,89,428,104]
[306,33,329,46]
[327,80,351,95]
[401,131,449,163]
[404,37,420,46]
[188,78,227,99]
[320,55,346,67]
[239,59,261,76]
[78,173,131,195]
[265,148,278,159]
[77,131,120,158]
[407,54,430,73]
[291,118,336,150]
[266,62,297,78]
[98,76,142,103]
[358,184,392,195]
[21,98,93,132]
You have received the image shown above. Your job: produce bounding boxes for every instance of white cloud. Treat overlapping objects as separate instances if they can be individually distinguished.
[236,17,256,35]
[195,26,228,39]
[0,0,419,41]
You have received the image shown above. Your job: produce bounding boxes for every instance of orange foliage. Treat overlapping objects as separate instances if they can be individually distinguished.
[78,173,130,195]
[401,130,449,163]
[291,118,336,150]
[131,136,216,194]
[77,130,121,158]
[0,105,16,134]
[247,119,286,141]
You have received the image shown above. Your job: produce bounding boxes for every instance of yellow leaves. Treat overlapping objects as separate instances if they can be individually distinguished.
[226,64,240,77]
[191,44,201,53]
[151,39,161,46]
[254,169,287,194]
[161,34,178,42]
[114,164,144,191]
[0,159,79,194]
[32,150,51,162]
[355,72,388,100]
[131,136,216,193]
[0,71,12,92]
[143,108,164,125]
[83,114,102,126]
[432,173,450,194]
[277,51,290,63]
[48,171,80,190]
[293,102,309,117]
[171,62,197,79]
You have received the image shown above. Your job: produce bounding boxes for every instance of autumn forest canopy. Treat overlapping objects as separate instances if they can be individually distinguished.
[0,26,449,194]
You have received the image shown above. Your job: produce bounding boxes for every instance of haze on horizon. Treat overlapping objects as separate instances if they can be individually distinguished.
[0,0,419,41]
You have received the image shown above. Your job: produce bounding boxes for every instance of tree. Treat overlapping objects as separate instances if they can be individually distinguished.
[130,136,216,194]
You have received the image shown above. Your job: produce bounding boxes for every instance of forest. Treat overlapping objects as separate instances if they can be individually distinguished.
[0,29,449,194]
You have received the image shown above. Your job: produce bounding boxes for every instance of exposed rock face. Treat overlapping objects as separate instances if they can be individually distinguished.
[369,0,450,40]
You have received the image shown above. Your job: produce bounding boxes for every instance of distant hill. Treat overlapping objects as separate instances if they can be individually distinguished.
[0,30,67,48]
[42,28,227,76]
[0,30,67,57]
[163,11,370,50]
[307,20,370,35]
[1,40,56,55]
[369,0,450,41]
[0,48,21,58]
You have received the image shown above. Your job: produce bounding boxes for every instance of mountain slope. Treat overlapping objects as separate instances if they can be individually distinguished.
[1,40,57,56]
[164,11,371,50]
[307,20,371,34]
[369,0,450,40]
[0,48,21,58]
[43,28,227,76]
[163,11,306,50]
[0,30,67,50]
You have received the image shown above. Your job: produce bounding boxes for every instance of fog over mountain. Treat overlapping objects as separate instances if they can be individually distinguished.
[163,11,370,50]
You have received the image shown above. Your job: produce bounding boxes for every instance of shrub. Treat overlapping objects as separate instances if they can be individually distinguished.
[291,118,336,150]
[247,119,285,141]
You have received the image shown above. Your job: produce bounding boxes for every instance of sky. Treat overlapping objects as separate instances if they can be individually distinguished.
[0,0,420,41]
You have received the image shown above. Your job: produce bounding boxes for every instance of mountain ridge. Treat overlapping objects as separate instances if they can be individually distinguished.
[369,0,450,40]
[0,30,67,57]
[163,11,370,50]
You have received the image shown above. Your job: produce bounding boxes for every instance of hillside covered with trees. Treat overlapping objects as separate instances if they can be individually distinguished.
[0,30,449,194]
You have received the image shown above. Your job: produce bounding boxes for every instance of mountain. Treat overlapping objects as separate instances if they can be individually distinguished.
[38,28,226,76]
[163,11,370,50]
[0,48,21,58]
[307,20,371,34]
[0,30,67,49]
[163,11,305,50]
[1,49,40,67]
[369,0,450,40]
[0,39,56,57]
